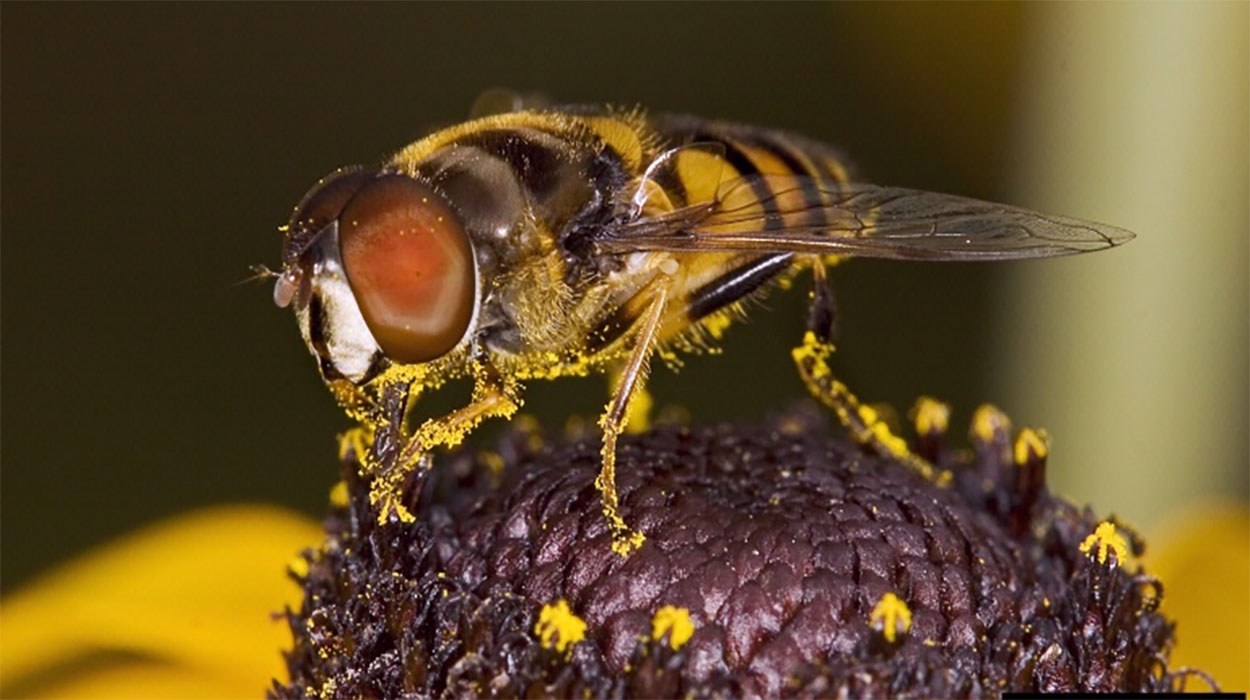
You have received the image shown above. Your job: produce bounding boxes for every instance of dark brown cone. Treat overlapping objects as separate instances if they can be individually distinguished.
[272,406,1191,698]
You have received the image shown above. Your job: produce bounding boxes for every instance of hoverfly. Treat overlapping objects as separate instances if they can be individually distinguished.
[270,96,1133,555]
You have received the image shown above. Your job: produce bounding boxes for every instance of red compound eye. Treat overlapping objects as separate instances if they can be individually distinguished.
[276,167,375,309]
[338,175,476,363]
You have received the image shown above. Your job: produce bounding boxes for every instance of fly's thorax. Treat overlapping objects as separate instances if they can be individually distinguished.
[401,123,628,266]
[386,116,637,361]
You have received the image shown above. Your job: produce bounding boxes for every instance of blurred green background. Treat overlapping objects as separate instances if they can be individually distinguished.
[2,3,1245,670]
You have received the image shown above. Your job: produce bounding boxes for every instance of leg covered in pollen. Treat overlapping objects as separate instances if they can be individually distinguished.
[371,365,521,523]
[792,261,951,486]
[598,285,670,556]
[608,367,655,436]
[337,425,374,463]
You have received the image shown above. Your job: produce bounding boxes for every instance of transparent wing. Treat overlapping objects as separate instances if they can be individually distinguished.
[597,175,1135,261]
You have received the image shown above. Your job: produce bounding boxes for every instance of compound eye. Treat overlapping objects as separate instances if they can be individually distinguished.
[288,167,374,238]
[338,175,476,364]
[276,167,375,309]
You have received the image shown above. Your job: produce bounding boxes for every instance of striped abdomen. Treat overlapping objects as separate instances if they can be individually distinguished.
[644,115,855,326]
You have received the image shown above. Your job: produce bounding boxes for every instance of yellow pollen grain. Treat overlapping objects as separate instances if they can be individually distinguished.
[1014,427,1049,465]
[328,480,350,508]
[701,312,733,341]
[1080,521,1130,565]
[287,555,309,579]
[610,529,647,557]
[870,592,912,643]
[481,450,505,476]
[857,404,878,424]
[970,404,1009,443]
[535,599,586,654]
[336,426,373,462]
[651,605,695,650]
[870,421,910,458]
[372,492,415,525]
[911,396,951,435]
[791,331,835,379]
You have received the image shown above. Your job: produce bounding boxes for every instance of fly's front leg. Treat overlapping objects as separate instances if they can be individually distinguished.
[371,364,521,523]
[793,260,950,485]
[327,377,411,473]
[598,285,670,556]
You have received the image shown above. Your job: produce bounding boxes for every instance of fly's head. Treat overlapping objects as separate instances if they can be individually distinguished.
[274,167,481,387]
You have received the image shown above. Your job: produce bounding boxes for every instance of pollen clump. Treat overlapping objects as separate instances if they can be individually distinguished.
[791,331,834,380]
[288,555,310,579]
[1013,427,1049,465]
[870,592,912,643]
[1080,521,1130,566]
[700,311,733,342]
[651,605,695,650]
[910,396,951,435]
[609,527,647,557]
[336,426,373,463]
[859,404,909,459]
[480,450,505,477]
[535,599,586,654]
[970,404,1010,444]
[328,480,350,509]
[371,490,416,525]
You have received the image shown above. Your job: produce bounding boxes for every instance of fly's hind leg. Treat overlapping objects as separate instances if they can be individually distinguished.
[598,285,670,556]
[793,260,950,485]
[371,363,521,523]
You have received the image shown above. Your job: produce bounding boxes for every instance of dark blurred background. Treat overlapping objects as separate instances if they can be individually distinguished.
[3,0,1244,614]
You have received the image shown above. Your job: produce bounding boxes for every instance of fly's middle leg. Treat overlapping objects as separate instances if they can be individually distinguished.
[597,284,670,556]
[607,366,655,435]
[793,259,951,486]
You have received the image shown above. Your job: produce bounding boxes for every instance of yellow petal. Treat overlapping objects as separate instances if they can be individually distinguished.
[1144,503,1249,692]
[14,660,277,700]
[1,504,322,698]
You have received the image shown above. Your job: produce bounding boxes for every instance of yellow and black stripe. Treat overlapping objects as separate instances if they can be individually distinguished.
[648,115,853,322]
